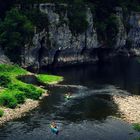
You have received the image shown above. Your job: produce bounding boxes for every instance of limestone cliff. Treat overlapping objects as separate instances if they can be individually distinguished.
[22,4,140,69]
[127,12,140,56]
[0,47,11,64]
[115,8,140,56]
[24,4,98,69]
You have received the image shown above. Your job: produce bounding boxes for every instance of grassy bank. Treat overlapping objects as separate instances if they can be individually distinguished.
[0,64,63,113]
[37,74,63,84]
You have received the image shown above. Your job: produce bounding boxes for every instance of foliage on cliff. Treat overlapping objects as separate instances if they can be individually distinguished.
[0,7,49,63]
[0,8,34,64]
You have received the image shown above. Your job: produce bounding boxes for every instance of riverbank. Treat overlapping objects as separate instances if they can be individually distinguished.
[0,99,39,125]
[0,64,63,126]
[113,95,140,124]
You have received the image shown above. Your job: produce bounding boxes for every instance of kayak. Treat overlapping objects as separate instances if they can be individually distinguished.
[50,125,59,134]
[65,95,71,100]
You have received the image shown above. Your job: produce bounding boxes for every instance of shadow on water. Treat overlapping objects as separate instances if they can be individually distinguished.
[17,75,42,86]
[43,57,140,95]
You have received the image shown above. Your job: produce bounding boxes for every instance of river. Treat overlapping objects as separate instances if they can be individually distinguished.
[0,57,140,140]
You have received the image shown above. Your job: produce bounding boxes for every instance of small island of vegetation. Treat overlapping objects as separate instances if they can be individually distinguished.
[0,64,63,124]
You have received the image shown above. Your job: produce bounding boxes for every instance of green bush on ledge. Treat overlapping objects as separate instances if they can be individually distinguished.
[0,75,11,88]
[37,74,63,84]
[19,85,43,100]
[14,91,26,104]
[0,92,18,109]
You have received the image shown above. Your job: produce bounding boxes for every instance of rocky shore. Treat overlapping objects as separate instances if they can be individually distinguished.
[113,95,140,124]
[0,93,49,126]
[0,99,39,125]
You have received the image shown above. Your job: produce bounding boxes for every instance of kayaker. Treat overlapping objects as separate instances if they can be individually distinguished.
[65,92,72,99]
[51,121,57,128]
[50,121,59,135]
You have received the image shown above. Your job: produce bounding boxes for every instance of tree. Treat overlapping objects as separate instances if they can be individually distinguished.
[0,8,34,64]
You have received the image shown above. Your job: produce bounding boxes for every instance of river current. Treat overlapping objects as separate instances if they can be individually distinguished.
[0,57,140,140]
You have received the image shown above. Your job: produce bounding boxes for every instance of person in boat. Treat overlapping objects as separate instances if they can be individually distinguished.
[65,92,72,99]
[51,121,57,128]
[50,121,59,135]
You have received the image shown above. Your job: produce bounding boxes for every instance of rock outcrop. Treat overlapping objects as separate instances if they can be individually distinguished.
[23,4,140,69]
[115,7,127,49]
[115,9,140,56]
[0,48,11,64]
[24,3,98,69]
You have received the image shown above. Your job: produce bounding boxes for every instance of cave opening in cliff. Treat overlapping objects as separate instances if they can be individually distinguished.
[38,37,46,66]
[52,50,61,67]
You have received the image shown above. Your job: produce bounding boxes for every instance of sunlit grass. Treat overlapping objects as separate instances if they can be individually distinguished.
[0,64,63,109]
[37,74,63,84]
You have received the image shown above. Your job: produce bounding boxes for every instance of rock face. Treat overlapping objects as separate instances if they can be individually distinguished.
[23,4,140,69]
[115,7,127,49]
[128,12,140,48]
[0,48,11,64]
[115,9,140,56]
[127,12,140,56]
[24,3,98,69]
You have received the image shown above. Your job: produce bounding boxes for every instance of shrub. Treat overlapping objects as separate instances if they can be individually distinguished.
[0,75,11,87]
[19,85,42,100]
[68,4,89,35]
[133,123,140,132]
[0,93,17,108]
[24,9,49,31]
[0,109,4,117]
[0,8,34,64]
[14,91,26,104]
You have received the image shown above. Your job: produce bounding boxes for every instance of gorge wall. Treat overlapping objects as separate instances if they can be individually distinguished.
[24,3,98,69]
[0,48,11,64]
[22,3,140,69]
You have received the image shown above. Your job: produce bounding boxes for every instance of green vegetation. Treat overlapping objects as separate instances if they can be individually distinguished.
[0,109,4,117]
[37,74,63,84]
[0,8,34,64]
[133,123,140,132]
[0,92,18,108]
[24,9,49,32]
[68,3,89,35]
[0,64,63,109]
[0,6,49,63]
[19,85,42,100]
[0,75,11,88]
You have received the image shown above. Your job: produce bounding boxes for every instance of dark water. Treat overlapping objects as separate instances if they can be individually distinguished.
[0,57,140,140]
